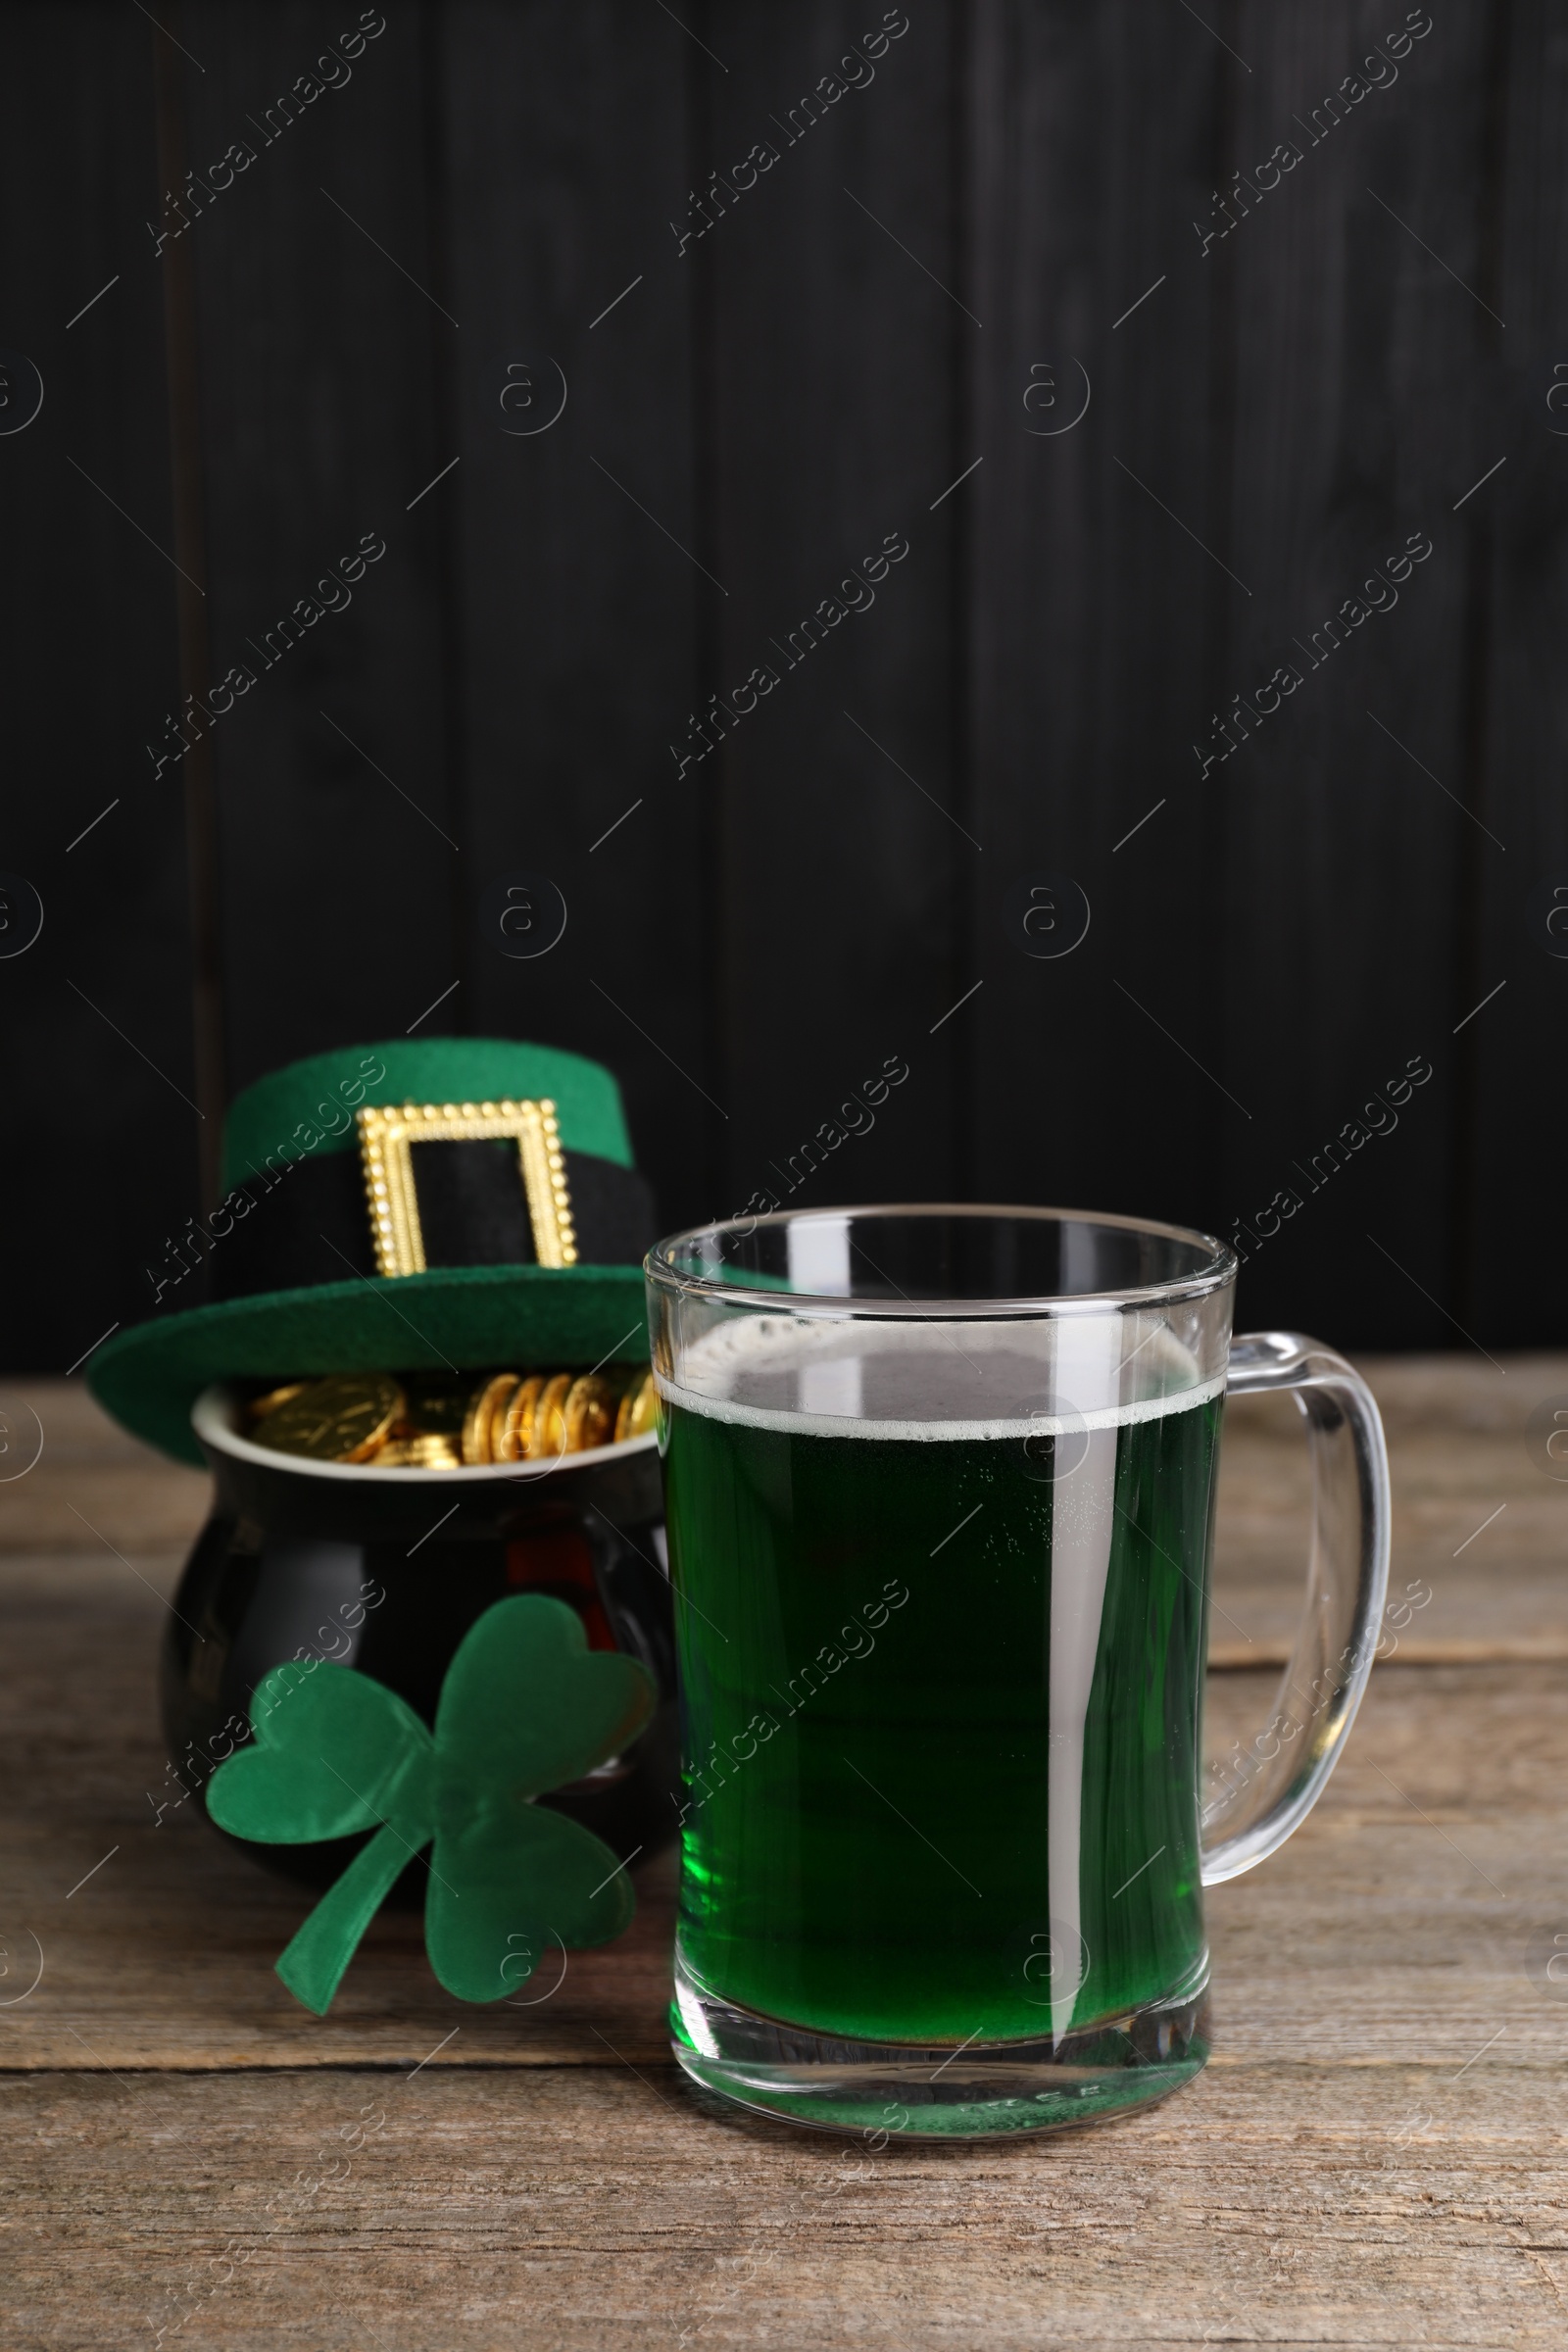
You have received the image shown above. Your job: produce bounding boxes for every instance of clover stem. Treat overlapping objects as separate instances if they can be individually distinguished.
[275,1823,428,2014]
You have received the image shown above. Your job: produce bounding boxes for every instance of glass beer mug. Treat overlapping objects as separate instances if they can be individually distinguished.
[646,1206,1390,2139]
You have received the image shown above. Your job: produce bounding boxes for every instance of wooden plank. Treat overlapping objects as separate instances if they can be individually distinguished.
[0,5,200,1368]
[436,0,710,1230]
[0,1379,207,1557]
[1215,1,1495,1351]
[177,2,457,1089]
[5,2034,1568,2348]
[965,0,1237,1239]
[1211,1356,1568,1660]
[1470,0,1568,1345]
[963,2,1506,1354]
[696,1,961,1214]
[1213,1637,1568,1668]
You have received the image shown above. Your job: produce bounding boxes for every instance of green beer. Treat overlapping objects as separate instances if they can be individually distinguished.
[650,1206,1390,2138]
[662,1339,1222,2050]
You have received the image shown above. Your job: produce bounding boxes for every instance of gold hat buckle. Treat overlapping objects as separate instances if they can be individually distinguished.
[356,1099,577,1277]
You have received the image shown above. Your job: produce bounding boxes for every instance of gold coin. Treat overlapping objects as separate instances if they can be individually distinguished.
[463,1372,519,1464]
[375,1433,464,1470]
[399,1375,473,1437]
[530,1373,574,1461]
[251,1374,404,1463]
[563,1374,618,1454]
[248,1382,308,1422]
[614,1368,658,1444]
[494,1375,543,1463]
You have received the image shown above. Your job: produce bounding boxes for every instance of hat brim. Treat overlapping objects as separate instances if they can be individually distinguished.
[87,1263,652,1467]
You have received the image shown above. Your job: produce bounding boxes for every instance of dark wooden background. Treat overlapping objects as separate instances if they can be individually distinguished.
[2,0,1563,1373]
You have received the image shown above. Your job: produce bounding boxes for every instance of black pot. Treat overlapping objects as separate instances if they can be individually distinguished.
[162,1384,678,1900]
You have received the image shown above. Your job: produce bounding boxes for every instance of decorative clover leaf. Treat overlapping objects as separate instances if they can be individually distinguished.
[207,1594,656,2015]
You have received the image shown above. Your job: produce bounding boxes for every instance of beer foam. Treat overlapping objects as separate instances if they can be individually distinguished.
[660,1312,1225,1441]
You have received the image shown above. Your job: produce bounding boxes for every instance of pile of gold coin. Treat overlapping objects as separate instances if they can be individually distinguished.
[245,1366,657,1468]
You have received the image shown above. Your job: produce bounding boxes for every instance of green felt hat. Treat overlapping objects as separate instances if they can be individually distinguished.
[89,1037,656,1466]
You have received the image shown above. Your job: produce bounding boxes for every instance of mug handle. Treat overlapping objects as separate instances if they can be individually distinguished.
[1200,1331,1392,1886]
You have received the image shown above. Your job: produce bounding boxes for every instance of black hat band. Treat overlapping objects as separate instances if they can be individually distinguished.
[208,1136,656,1306]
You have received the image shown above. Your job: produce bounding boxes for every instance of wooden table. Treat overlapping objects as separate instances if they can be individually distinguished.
[3,1360,1566,2349]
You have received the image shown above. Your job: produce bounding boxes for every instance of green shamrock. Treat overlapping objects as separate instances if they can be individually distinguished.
[206,1594,656,2015]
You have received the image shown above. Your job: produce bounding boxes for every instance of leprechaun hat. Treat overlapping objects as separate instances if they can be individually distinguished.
[89,1037,657,1466]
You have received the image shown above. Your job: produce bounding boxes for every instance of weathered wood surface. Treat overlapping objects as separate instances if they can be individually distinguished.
[9,2053,1568,2352]
[1209,1352,1568,1663]
[3,1361,1567,2347]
